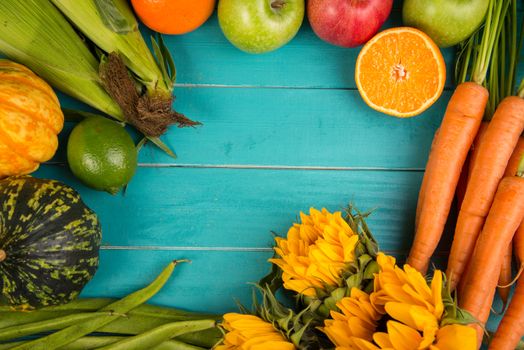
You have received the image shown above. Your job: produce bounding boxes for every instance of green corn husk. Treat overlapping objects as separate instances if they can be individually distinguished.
[0,0,122,119]
[50,0,174,97]
[49,0,197,141]
[0,0,194,157]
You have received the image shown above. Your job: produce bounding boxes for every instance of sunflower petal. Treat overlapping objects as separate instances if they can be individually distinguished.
[433,324,477,350]
[387,321,422,350]
[373,332,393,348]
[250,341,296,350]
[430,270,444,319]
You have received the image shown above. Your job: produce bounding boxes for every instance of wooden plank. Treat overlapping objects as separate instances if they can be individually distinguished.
[80,249,274,314]
[149,11,457,89]
[52,88,448,168]
[31,164,451,254]
[80,249,451,315]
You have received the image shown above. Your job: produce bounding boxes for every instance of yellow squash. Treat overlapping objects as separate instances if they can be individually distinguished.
[0,60,63,178]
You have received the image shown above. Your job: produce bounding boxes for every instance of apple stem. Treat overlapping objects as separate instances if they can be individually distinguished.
[271,0,285,9]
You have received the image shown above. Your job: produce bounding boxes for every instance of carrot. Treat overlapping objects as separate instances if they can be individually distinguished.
[407,82,488,273]
[504,137,524,177]
[446,96,524,289]
[511,220,524,285]
[495,138,524,308]
[455,154,469,209]
[473,287,496,348]
[459,176,524,341]
[415,128,439,228]
[409,0,510,273]
[514,141,524,266]
[496,243,512,312]
[515,223,524,266]
[455,123,488,228]
[467,121,490,179]
[489,277,524,350]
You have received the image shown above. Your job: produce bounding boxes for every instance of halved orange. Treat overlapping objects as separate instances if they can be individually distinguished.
[355,27,446,118]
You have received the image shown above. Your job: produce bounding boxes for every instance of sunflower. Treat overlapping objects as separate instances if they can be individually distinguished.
[322,253,477,350]
[368,322,477,350]
[215,313,296,350]
[216,284,332,350]
[269,208,360,296]
[323,288,382,349]
[370,253,444,319]
[268,207,379,316]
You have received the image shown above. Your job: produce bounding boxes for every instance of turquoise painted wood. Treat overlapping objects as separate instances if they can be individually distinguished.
[155,11,457,89]
[12,0,521,337]
[35,165,433,253]
[81,250,275,314]
[51,89,448,168]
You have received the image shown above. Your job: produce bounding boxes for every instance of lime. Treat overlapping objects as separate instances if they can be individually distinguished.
[67,116,138,194]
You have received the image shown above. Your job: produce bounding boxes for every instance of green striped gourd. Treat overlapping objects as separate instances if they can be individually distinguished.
[0,176,101,307]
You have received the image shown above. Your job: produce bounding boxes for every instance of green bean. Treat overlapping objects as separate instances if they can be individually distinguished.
[99,316,222,347]
[56,336,124,349]
[126,303,219,320]
[0,309,218,348]
[1,337,203,350]
[11,260,183,350]
[97,319,216,350]
[99,316,221,347]
[61,337,206,350]
[0,307,215,330]
[0,299,217,329]
[153,339,205,350]
[0,337,206,350]
[0,299,113,313]
[98,315,183,333]
[175,327,223,348]
[0,311,79,329]
[58,337,205,350]
[0,312,116,341]
[0,342,20,349]
[40,298,114,311]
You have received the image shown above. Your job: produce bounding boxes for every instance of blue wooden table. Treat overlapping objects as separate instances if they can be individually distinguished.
[32,1,522,332]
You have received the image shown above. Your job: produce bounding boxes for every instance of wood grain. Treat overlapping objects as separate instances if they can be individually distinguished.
[1,0,521,328]
[34,165,443,254]
[52,88,448,168]
[155,11,457,89]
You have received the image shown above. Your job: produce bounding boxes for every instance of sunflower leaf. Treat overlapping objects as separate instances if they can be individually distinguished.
[290,321,311,348]
[363,260,379,280]
[441,307,478,327]
[358,254,373,268]
[345,273,363,291]
[440,275,479,327]
[259,259,283,294]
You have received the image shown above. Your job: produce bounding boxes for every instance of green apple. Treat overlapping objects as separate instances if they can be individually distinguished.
[218,0,305,54]
[403,0,489,48]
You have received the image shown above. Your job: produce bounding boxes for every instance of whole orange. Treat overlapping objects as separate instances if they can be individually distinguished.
[131,0,216,35]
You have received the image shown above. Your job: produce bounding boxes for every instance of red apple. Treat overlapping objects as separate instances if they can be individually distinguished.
[308,0,394,48]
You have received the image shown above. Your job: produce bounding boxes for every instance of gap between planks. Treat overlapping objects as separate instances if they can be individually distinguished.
[99,245,449,257]
[174,83,455,92]
[45,162,424,172]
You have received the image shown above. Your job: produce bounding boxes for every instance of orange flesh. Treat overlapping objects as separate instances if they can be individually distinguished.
[356,27,446,118]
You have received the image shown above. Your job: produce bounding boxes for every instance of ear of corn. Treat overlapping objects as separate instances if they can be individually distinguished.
[0,0,123,119]
[0,0,191,157]
[50,0,174,98]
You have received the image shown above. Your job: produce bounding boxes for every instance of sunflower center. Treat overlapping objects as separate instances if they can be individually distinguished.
[0,249,6,263]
